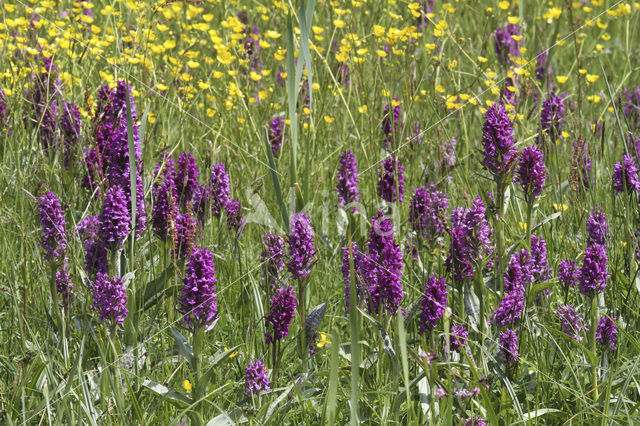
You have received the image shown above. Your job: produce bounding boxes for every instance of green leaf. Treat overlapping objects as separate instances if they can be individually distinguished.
[264,129,288,229]
[138,265,176,310]
[142,379,191,406]
[170,327,194,365]
[304,302,327,345]
[325,328,340,425]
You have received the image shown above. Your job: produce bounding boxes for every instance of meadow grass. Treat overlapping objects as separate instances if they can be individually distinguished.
[1,0,640,424]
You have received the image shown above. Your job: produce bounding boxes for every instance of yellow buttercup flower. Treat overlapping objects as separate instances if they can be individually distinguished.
[183,380,192,392]
[316,332,331,348]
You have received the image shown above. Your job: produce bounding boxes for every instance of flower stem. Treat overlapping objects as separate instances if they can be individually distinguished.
[590,296,599,403]
[192,325,205,425]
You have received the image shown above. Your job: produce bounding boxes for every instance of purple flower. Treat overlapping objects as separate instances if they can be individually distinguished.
[368,211,404,315]
[494,24,521,65]
[419,275,447,332]
[179,247,218,329]
[377,154,405,203]
[498,329,519,366]
[534,50,552,83]
[85,239,108,277]
[504,249,533,293]
[530,235,552,282]
[152,178,177,241]
[408,183,449,242]
[55,262,73,308]
[91,273,128,325]
[409,123,423,149]
[269,115,285,155]
[578,243,609,296]
[481,103,517,178]
[175,211,197,258]
[516,145,546,202]
[337,63,350,87]
[415,0,435,29]
[192,184,211,224]
[210,163,231,216]
[90,81,146,235]
[622,88,640,129]
[0,88,10,136]
[446,196,494,283]
[244,359,270,395]
[465,416,487,426]
[381,99,401,148]
[541,92,567,139]
[558,259,579,289]
[265,285,296,344]
[450,324,468,352]
[557,304,587,342]
[98,186,131,251]
[225,198,245,233]
[571,139,593,191]
[287,213,316,280]
[336,150,360,207]
[587,207,609,247]
[261,232,285,284]
[152,153,176,194]
[612,154,640,194]
[28,57,62,153]
[490,286,524,326]
[441,138,457,170]
[76,215,99,241]
[175,152,200,207]
[60,102,81,169]
[341,242,374,311]
[38,191,67,262]
[596,315,618,350]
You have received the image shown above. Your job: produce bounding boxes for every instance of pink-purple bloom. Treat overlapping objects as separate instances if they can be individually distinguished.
[90,81,146,236]
[494,23,521,64]
[498,328,520,366]
[540,92,567,139]
[382,99,401,148]
[179,247,218,329]
[596,315,618,350]
[225,198,245,234]
[98,186,131,251]
[91,273,128,325]
[377,154,405,203]
[446,196,494,283]
[516,146,546,202]
[368,211,404,314]
[530,235,552,282]
[490,286,524,326]
[175,152,200,207]
[419,275,448,332]
[261,232,285,284]
[287,213,316,280]
[578,243,609,296]
[450,324,468,352]
[586,207,609,247]
[38,191,67,262]
[481,103,517,178]
[558,259,579,289]
[55,262,73,308]
[612,154,640,194]
[557,304,587,342]
[269,115,285,155]
[408,183,449,242]
[210,163,231,216]
[336,150,360,207]
[244,359,270,395]
[265,285,296,344]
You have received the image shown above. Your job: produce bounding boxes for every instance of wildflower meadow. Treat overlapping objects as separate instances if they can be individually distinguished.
[2,0,640,424]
